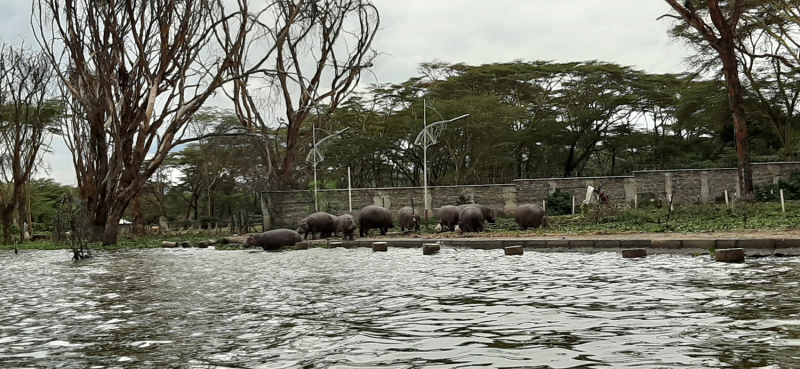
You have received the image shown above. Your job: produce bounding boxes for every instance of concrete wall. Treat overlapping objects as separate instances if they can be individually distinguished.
[267,162,800,225]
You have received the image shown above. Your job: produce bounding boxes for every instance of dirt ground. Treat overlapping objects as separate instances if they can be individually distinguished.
[400,229,800,241]
[222,229,800,245]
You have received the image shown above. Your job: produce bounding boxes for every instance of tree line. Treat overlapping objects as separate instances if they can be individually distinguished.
[3,1,800,244]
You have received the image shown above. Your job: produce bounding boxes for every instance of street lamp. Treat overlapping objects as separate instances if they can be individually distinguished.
[413,100,469,225]
[307,126,350,211]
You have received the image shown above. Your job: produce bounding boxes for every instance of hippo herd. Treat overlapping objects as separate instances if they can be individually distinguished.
[243,203,549,251]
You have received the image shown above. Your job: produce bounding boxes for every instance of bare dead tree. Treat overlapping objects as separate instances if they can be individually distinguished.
[662,0,754,197]
[32,0,254,244]
[0,43,57,244]
[229,0,380,189]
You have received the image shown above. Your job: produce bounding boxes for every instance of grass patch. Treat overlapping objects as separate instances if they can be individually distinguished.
[4,201,800,249]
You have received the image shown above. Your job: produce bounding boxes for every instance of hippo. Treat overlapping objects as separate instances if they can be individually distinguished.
[333,214,357,241]
[514,204,550,230]
[436,205,461,232]
[397,206,421,232]
[358,205,394,237]
[458,205,485,233]
[244,229,303,251]
[458,204,496,224]
[297,212,337,240]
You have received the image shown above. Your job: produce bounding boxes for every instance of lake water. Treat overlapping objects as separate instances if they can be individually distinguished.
[1,247,799,368]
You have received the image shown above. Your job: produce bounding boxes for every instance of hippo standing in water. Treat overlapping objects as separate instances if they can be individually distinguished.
[297,212,337,240]
[358,205,394,237]
[436,205,461,232]
[458,205,486,233]
[333,214,357,241]
[397,206,421,232]
[244,229,303,251]
[514,204,550,230]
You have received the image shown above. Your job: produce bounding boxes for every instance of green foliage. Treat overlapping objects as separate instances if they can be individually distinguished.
[637,193,663,209]
[456,195,471,206]
[755,170,800,202]
[755,182,781,202]
[545,189,573,216]
[779,170,800,200]
[30,179,75,230]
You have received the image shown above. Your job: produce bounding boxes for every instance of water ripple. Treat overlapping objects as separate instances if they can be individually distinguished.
[2,247,800,368]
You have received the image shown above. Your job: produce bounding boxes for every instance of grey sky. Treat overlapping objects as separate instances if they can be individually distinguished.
[0,1,692,185]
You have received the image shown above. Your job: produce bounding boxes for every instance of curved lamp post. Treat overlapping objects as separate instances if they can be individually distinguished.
[306,126,350,211]
[414,101,469,225]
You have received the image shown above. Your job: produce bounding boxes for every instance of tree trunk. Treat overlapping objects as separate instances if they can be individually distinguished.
[1,205,13,244]
[721,49,754,197]
[102,208,124,246]
[260,191,271,232]
[131,195,145,234]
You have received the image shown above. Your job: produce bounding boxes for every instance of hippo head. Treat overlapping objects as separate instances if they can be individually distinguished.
[297,220,309,235]
[413,214,421,231]
[487,209,497,224]
[434,223,443,233]
[343,216,357,230]
[454,224,463,234]
[243,235,255,248]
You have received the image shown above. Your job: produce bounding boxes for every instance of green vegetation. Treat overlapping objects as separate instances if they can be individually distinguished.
[3,200,797,250]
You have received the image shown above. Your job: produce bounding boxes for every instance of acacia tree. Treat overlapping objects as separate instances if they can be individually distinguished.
[33,0,253,244]
[735,2,800,160]
[229,0,380,189]
[0,43,57,244]
[663,0,755,197]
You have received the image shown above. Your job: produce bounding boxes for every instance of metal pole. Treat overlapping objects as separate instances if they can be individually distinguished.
[348,166,352,213]
[313,125,318,212]
[423,99,428,220]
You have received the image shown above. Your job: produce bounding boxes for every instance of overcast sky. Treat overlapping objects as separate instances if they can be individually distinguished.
[0,1,692,185]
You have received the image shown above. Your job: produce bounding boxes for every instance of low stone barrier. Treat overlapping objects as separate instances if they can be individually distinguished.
[622,249,647,258]
[716,248,745,263]
[423,243,440,255]
[273,237,800,257]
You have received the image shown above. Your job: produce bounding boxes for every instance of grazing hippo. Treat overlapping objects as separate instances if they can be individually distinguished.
[436,205,461,232]
[397,206,421,232]
[514,204,550,230]
[458,204,496,224]
[244,229,303,251]
[333,214,357,241]
[358,205,394,237]
[458,205,485,233]
[297,212,337,240]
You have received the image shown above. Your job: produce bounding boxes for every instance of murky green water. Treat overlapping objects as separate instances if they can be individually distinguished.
[1,247,800,368]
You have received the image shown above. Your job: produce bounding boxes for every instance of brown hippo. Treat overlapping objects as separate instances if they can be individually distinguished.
[436,205,461,232]
[358,205,394,237]
[514,204,550,230]
[333,214,357,241]
[458,204,496,224]
[397,206,421,232]
[297,212,337,240]
[244,229,303,251]
[458,205,485,233]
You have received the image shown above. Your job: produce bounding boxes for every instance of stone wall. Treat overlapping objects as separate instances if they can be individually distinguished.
[267,162,800,226]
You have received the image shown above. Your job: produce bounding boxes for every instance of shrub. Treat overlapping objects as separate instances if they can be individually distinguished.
[756,169,800,202]
[545,189,573,216]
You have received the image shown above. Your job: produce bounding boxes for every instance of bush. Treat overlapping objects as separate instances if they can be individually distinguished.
[545,189,573,216]
[779,170,800,200]
[638,192,663,208]
[756,169,800,202]
[755,183,780,202]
